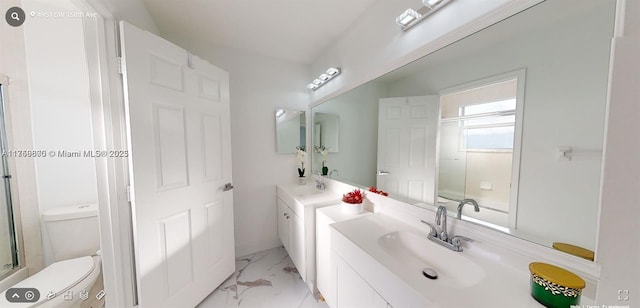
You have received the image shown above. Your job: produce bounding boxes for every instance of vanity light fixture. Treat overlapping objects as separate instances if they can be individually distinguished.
[396,0,453,31]
[307,67,341,91]
[396,9,422,28]
[326,67,340,76]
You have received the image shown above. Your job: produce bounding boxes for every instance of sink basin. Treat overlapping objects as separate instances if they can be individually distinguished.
[377,231,485,288]
[288,185,326,197]
[278,184,341,206]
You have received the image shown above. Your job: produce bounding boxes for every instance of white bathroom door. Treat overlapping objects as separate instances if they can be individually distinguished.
[377,96,439,204]
[119,22,235,307]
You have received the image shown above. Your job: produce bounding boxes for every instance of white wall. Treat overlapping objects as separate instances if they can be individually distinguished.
[159,34,311,256]
[22,0,98,265]
[310,0,639,305]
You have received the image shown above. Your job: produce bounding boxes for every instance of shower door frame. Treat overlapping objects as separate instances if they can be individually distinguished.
[0,74,25,281]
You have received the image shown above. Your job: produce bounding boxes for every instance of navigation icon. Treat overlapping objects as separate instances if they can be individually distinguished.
[5,288,40,303]
[5,7,26,27]
[79,289,89,301]
[96,290,105,301]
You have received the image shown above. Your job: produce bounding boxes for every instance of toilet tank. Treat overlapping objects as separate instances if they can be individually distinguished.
[42,204,100,261]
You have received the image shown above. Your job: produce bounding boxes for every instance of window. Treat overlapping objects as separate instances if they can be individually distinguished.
[460,98,516,151]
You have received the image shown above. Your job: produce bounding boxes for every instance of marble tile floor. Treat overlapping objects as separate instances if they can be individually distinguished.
[197,246,329,308]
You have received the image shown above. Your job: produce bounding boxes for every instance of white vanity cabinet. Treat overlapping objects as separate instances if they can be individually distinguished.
[277,198,305,279]
[276,184,341,292]
[316,205,371,307]
[334,253,391,308]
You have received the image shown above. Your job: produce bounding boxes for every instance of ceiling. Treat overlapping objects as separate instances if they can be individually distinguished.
[140,0,379,64]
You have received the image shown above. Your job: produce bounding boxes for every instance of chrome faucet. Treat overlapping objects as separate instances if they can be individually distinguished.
[314,172,326,190]
[436,206,448,242]
[420,205,473,252]
[457,199,480,219]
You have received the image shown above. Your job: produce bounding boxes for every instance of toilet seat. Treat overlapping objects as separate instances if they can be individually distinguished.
[0,256,98,306]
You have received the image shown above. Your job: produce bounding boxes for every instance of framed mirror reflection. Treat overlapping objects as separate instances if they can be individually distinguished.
[311,0,615,260]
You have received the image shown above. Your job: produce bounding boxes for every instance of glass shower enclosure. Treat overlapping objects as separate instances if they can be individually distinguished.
[0,82,19,279]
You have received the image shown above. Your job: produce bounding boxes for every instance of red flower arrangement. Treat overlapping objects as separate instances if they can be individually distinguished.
[342,189,365,204]
[368,186,388,196]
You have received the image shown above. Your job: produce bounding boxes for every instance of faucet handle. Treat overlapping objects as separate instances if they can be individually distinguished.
[451,235,473,242]
[451,235,474,251]
[420,220,439,238]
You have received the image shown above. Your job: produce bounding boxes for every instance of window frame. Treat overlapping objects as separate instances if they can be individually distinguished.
[437,69,526,230]
[458,98,517,152]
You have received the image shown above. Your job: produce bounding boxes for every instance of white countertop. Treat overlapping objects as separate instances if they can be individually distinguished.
[316,203,372,223]
[276,183,341,210]
[331,213,551,307]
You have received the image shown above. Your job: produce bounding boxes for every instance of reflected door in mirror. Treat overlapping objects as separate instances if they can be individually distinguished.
[377,96,439,204]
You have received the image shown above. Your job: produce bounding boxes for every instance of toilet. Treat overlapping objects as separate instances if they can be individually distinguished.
[0,204,103,308]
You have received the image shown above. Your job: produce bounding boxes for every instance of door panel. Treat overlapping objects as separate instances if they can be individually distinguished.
[159,210,193,295]
[153,104,189,189]
[377,96,439,204]
[120,21,235,307]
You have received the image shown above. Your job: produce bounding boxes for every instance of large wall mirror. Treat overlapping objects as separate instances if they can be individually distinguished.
[275,109,306,154]
[311,0,615,260]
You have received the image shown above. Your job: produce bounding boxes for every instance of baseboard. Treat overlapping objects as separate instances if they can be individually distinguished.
[235,239,282,258]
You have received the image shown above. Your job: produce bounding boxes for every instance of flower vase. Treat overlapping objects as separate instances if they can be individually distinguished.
[341,201,363,215]
[297,176,306,185]
[322,165,329,176]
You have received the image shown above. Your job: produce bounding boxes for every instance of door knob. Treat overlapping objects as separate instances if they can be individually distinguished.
[377,170,391,176]
[223,183,234,191]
